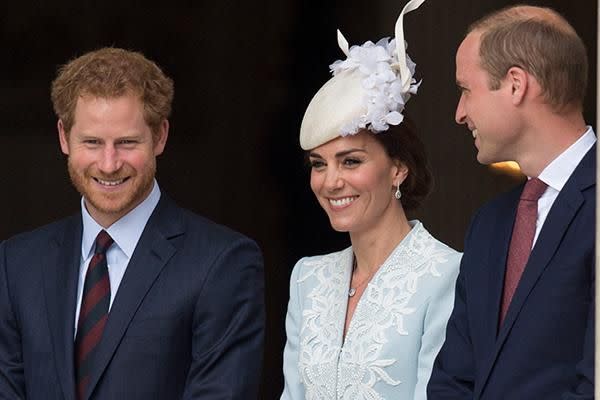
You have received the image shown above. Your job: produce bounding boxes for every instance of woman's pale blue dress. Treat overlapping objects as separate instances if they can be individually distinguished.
[281,221,461,400]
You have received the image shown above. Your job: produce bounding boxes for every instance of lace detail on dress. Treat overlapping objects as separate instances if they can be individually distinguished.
[297,223,455,399]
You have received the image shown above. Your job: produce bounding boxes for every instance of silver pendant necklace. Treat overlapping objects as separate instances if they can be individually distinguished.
[348,256,375,297]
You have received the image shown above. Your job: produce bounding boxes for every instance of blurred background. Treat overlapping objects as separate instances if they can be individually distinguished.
[1,0,596,398]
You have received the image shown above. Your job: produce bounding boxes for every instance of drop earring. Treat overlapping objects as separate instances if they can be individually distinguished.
[394,183,402,200]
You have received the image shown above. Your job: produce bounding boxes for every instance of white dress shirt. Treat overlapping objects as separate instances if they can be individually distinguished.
[534,126,596,246]
[74,181,161,335]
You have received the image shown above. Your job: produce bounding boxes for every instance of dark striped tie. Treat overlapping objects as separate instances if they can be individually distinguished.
[75,230,113,400]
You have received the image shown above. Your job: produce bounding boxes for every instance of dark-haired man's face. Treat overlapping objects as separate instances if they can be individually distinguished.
[58,94,168,227]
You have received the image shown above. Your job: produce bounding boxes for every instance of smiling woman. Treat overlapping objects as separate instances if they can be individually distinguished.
[308,131,406,234]
[307,118,430,234]
[280,1,462,399]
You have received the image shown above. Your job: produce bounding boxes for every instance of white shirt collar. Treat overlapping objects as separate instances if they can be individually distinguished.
[81,180,161,259]
[537,126,596,191]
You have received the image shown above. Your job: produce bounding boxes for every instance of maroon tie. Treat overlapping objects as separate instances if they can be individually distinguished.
[500,178,547,325]
[75,230,113,400]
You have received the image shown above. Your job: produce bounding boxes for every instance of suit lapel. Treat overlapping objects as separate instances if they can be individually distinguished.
[84,197,182,400]
[471,188,520,399]
[476,145,596,399]
[42,216,82,400]
[485,191,519,348]
[497,146,595,342]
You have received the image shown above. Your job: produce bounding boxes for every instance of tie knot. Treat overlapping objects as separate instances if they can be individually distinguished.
[520,178,547,201]
[94,230,114,255]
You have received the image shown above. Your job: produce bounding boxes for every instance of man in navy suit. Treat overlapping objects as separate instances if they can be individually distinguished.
[428,5,594,400]
[0,48,265,399]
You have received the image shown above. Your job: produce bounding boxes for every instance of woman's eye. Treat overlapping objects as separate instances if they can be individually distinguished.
[309,160,325,169]
[343,158,361,166]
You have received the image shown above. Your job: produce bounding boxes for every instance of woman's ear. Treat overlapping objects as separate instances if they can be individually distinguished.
[393,161,409,186]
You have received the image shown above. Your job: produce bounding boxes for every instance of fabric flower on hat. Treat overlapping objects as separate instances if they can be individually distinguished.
[330,37,421,136]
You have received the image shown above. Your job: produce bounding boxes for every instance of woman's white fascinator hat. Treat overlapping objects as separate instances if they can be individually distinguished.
[299,0,426,150]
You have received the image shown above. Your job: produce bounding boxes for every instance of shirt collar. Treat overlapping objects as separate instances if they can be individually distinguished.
[537,126,596,191]
[81,180,161,259]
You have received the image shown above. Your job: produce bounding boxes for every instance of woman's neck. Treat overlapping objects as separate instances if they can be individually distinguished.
[349,206,412,275]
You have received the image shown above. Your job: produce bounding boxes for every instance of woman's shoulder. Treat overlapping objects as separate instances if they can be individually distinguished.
[290,247,352,285]
[411,221,462,261]
[402,222,462,285]
[294,246,352,269]
[288,247,352,304]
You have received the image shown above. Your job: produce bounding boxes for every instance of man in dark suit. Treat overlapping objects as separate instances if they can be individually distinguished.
[428,5,594,400]
[0,48,265,399]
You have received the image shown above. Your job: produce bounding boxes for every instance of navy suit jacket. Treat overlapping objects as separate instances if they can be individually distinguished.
[428,145,595,400]
[0,195,265,400]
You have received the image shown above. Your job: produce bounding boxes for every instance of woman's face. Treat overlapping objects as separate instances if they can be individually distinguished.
[309,131,407,234]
